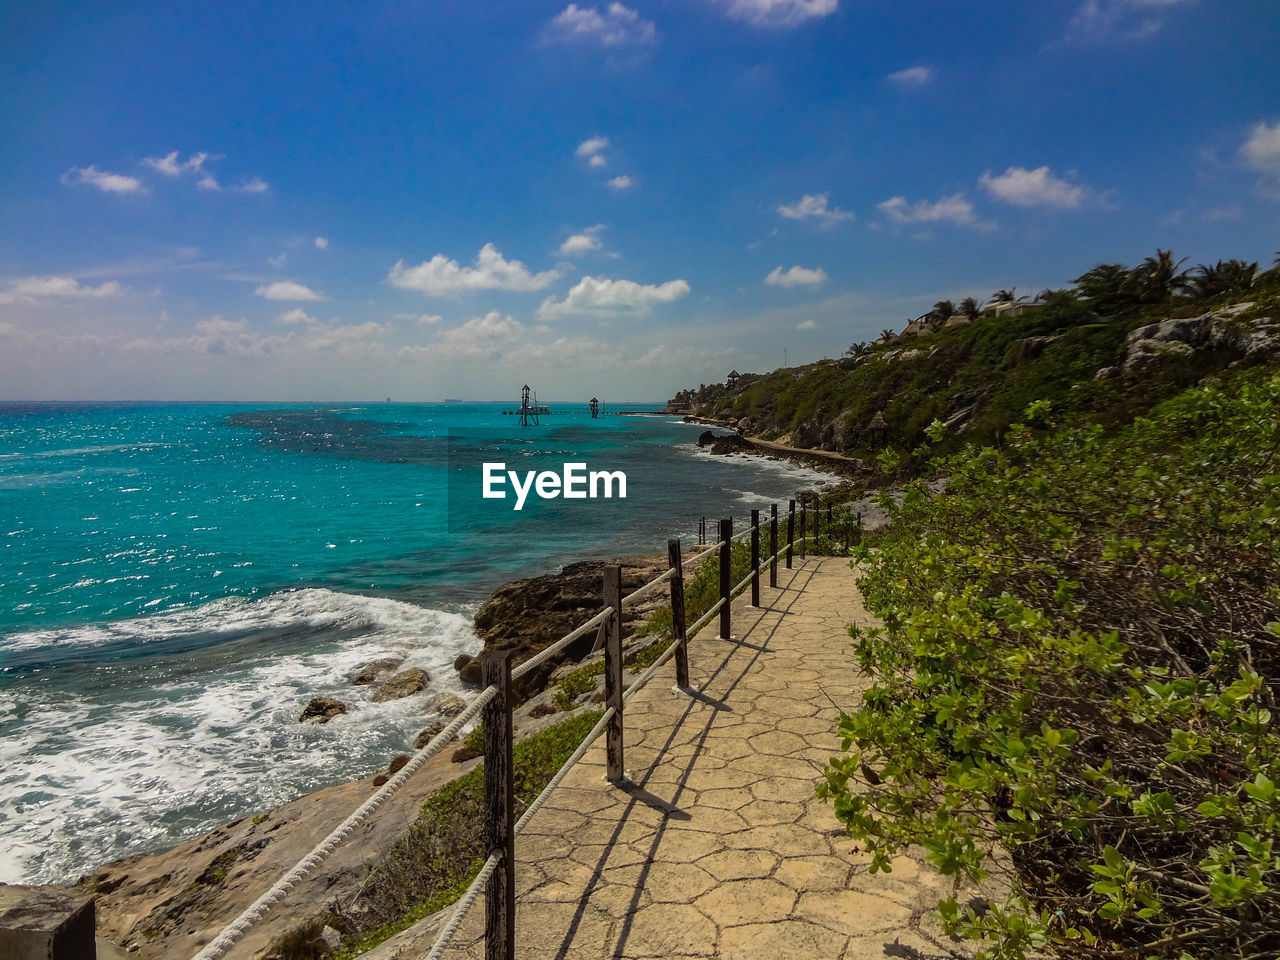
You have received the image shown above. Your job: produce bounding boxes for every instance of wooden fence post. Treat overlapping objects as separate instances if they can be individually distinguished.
[603,565,624,782]
[719,517,732,640]
[667,539,689,689]
[750,508,760,608]
[769,503,778,589]
[814,497,820,543]
[799,498,807,560]
[482,651,515,960]
[786,499,795,569]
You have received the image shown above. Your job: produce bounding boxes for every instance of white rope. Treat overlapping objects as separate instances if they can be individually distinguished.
[514,707,614,835]
[510,606,613,683]
[685,540,724,566]
[620,568,674,608]
[191,683,499,960]
[731,568,756,598]
[422,852,501,960]
[623,642,680,706]
[685,597,725,639]
[415,706,616,959]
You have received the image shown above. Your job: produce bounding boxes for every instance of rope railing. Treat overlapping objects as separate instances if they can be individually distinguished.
[193,504,806,960]
[190,682,500,960]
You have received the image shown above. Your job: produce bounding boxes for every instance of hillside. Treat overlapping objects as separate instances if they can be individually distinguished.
[669,252,1280,471]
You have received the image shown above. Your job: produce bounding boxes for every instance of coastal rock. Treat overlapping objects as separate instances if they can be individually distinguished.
[299,697,347,724]
[708,433,752,455]
[423,691,466,718]
[1123,338,1193,372]
[371,668,428,703]
[696,430,717,447]
[463,554,672,700]
[351,658,403,686]
[320,926,343,952]
[454,655,482,686]
[413,722,446,749]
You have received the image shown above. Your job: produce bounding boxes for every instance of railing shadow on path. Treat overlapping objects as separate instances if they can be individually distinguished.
[550,561,822,960]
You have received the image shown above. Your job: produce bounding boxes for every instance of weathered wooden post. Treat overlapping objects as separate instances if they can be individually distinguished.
[719,517,732,640]
[769,503,778,589]
[799,498,807,560]
[603,565,624,782]
[786,499,795,569]
[667,539,689,689]
[481,651,515,960]
[750,508,760,607]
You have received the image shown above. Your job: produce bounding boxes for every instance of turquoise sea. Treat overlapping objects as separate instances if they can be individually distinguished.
[0,401,830,883]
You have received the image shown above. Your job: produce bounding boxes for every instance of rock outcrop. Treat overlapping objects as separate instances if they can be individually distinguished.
[299,697,346,724]
[1097,303,1278,378]
[352,658,403,686]
[371,668,428,703]
[455,554,674,699]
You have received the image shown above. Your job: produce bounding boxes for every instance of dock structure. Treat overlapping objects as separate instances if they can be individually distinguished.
[503,384,552,425]
[589,397,600,419]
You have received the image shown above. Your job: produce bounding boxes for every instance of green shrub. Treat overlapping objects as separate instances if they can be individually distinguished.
[820,372,1280,959]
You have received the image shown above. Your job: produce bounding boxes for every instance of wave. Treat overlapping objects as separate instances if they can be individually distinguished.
[0,588,479,884]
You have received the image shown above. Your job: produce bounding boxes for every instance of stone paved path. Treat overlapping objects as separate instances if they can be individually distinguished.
[369,558,977,960]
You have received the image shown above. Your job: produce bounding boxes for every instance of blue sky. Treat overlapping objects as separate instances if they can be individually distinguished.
[1,0,1278,401]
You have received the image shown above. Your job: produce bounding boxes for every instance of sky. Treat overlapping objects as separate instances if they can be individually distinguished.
[1,0,1279,402]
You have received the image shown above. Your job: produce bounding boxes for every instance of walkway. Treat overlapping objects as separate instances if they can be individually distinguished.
[368,558,974,960]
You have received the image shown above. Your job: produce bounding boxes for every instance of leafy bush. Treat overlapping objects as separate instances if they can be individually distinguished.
[820,372,1280,959]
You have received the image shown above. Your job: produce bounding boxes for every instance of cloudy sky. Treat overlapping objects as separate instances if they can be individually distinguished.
[2,0,1278,401]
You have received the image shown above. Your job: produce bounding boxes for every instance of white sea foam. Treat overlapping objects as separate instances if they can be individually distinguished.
[0,588,479,884]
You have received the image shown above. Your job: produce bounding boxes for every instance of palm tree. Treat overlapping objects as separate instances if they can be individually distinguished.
[959,297,980,319]
[1074,263,1134,311]
[930,299,956,326]
[1127,248,1190,303]
[879,328,897,342]
[988,288,1018,305]
[1189,259,1256,298]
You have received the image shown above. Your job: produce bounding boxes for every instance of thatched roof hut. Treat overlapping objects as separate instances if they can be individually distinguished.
[868,410,888,431]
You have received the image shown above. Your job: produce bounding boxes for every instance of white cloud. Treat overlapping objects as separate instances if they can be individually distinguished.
[254,280,325,301]
[887,66,931,86]
[387,243,560,295]
[237,178,270,194]
[559,225,606,256]
[1070,0,1191,39]
[717,0,838,27]
[537,275,690,318]
[796,319,817,330]
[765,265,827,287]
[878,193,989,228]
[549,4,656,46]
[588,154,607,168]
[277,308,318,325]
[61,166,145,194]
[1202,204,1242,222]
[1242,120,1280,182]
[0,276,124,305]
[576,136,609,158]
[607,175,634,190]
[315,236,329,249]
[979,166,1086,208]
[406,311,526,362]
[418,313,443,325]
[777,192,853,225]
[143,151,219,189]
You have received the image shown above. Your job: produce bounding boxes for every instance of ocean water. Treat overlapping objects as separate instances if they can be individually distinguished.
[0,401,832,884]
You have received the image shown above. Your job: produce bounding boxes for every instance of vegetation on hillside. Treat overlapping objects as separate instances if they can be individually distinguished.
[670,251,1280,473]
[819,372,1280,959]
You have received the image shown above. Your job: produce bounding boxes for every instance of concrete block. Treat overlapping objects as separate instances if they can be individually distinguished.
[0,885,96,960]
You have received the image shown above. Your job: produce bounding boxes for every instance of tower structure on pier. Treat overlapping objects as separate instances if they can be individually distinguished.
[519,384,538,426]
[589,397,600,419]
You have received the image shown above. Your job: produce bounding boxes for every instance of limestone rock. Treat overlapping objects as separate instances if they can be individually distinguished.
[351,658,402,686]
[1008,335,1062,364]
[299,697,346,724]
[320,925,343,952]
[423,691,466,718]
[371,668,428,703]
